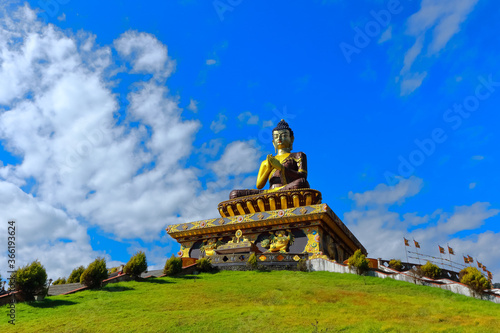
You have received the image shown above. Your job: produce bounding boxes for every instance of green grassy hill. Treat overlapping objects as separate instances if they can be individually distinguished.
[1,271,499,332]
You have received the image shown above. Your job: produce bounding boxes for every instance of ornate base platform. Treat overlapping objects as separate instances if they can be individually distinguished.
[211,252,310,271]
[166,203,367,263]
[217,189,322,217]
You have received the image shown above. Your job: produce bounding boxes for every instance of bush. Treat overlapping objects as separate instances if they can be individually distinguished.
[460,267,491,294]
[389,259,403,271]
[124,251,148,279]
[67,266,85,283]
[14,260,48,300]
[347,249,370,275]
[80,257,108,289]
[247,253,258,270]
[52,277,67,285]
[420,261,441,279]
[109,267,118,274]
[196,257,216,273]
[297,259,308,272]
[164,255,182,276]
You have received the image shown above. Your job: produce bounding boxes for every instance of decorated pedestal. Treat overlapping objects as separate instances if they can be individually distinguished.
[166,203,366,269]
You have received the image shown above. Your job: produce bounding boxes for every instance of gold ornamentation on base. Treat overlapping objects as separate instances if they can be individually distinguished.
[236,203,245,215]
[303,227,320,254]
[305,194,312,206]
[269,197,276,211]
[246,201,256,213]
[261,230,294,253]
[293,255,301,261]
[280,196,287,209]
[257,199,265,212]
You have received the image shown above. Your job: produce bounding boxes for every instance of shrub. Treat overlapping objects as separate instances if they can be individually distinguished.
[196,257,216,273]
[164,255,182,276]
[420,261,441,279]
[109,267,118,274]
[14,260,48,300]
[347,249,370,275]
[247,253,258,270]
[67,266,85,283]
[80,257,108,289]
[52,277,67,285]
[297,259,309,272]
[460,267,491,294]
[389,259,403,271]
[124,251,148,279]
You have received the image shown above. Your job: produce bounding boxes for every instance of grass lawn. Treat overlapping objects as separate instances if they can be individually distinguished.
[1,270,499,332]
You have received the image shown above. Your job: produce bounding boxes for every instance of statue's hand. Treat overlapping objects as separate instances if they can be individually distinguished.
[267,155,283,171]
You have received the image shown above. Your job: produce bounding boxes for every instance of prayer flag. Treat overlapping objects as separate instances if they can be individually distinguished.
[447,246,454,255]
[404,238,409,246]
[468,255,474,263]
[463,256,469,264]
[414,240,420,249]
[478,262,482,268]
[438,245,445,254]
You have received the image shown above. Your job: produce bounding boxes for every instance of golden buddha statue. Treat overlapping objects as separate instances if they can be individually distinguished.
[229,119,309,199]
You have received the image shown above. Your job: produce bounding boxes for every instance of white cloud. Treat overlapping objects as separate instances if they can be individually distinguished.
[348,176,423,206]
[400,72,428,96]
[378,26,392,44]
[396,0,478,95]
[206,59,216,65]
[210,112,227,133]
[187,98,198,112]
[469,182,476,189]
[0,4,263,279]
[114,30,175,79]
[210,141,260,178]
[237,111,259,125]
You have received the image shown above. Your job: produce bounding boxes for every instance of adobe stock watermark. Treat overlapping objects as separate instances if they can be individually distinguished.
[37,0,70,23]
[384,74,500,186]
[339,0,409,64]
[213,0,243,22]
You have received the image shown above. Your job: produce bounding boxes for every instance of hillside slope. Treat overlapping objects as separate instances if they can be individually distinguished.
[1,271,499,332]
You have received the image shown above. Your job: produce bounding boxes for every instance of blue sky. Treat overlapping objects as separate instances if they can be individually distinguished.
[0,0,499,283]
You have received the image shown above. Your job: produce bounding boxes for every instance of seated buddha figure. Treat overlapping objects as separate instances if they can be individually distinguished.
[229,119,309,199]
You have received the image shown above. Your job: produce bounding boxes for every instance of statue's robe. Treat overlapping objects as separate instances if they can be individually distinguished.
[229,152,309,199]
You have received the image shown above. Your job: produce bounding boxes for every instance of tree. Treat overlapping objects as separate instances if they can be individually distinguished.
[493,282,500,289]
[164,255,182,276]
[14,260,48,300]
[460,267,491,295]
[124,251,148,279]
[52,277,67,285]
[420,261,441,279]
[388,259,403,271]
[80,257,108,289]
[347,249,370,275]
[67,266,85,283]
[246,253,258,270]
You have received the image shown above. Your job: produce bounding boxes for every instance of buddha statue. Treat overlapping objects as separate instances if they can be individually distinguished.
[229,119,310,199]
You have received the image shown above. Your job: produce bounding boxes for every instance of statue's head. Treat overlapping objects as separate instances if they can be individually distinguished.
[272,119,294,152]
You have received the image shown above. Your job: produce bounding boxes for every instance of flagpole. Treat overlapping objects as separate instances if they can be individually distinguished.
[403,237,410,268]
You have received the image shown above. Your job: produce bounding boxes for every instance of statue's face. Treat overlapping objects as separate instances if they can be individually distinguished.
[272,129,293,150]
